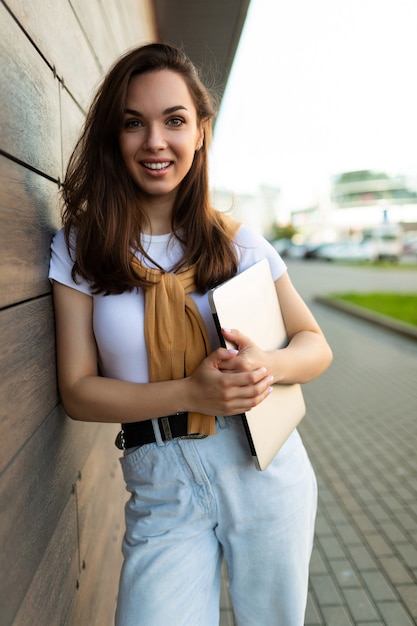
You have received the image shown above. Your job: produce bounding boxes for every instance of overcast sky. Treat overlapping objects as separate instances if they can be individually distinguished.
[209,0,417,207]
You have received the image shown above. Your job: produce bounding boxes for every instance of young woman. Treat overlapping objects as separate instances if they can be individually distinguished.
[49,43,332,626]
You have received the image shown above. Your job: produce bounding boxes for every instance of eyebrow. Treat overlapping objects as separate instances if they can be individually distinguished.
[123,105,189,116]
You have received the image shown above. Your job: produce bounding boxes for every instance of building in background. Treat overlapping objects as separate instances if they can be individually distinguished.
[328,170,417,234]
[211,184,281,237]
[218,170,417,250]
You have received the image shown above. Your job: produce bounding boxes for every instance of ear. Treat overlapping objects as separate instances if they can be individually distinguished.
[196,125,205,151]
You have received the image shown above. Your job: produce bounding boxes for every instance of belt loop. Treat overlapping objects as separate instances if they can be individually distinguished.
[151,418,165,446]
[216,415,227,429]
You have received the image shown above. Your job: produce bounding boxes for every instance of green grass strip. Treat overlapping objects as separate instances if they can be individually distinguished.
[333,261,417,271]
[330,293,417,327]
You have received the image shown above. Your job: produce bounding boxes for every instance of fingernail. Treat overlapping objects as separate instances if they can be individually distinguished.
[269,375,274,383]
[222,327,232,333]
[267,386,273,394]
[228,349,238,355]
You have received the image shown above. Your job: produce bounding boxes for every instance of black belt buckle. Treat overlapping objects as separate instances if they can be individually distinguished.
[114,414,208,450]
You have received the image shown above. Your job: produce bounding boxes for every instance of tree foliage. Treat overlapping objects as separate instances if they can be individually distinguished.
[269,223,298,240]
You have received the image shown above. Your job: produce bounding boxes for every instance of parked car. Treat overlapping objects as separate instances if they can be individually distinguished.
[271,238,293,256]
[284,243,311,258]
[364,224,403,260]
[272,239,310,258]
[306,240,378,262]
[403,235,417,255]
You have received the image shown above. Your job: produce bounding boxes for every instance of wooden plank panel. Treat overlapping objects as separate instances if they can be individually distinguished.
[94,0,131,54]
[5,0,101,108]
[68,0,119,73]
[99,0,155,53]
[120,0,157,49]
[0,297,58,473]
[66,500,124,626]
[0,406,111,624]
[0,157,60,308]
[0,3,61,179]
[67,429,126,626]
[60,86,86,181]
[12,493,79,626]
[76,425,125,565]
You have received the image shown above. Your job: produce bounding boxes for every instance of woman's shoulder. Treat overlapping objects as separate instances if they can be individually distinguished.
[51,226,65,246]
[49,227,91,295]
[234,223,267,246]
[50,227,76,256]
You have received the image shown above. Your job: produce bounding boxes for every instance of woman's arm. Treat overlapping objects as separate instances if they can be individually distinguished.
[52,281,273,423]
[220,270,333,384]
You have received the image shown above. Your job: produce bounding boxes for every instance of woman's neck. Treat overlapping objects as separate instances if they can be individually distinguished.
[141,194,175,235]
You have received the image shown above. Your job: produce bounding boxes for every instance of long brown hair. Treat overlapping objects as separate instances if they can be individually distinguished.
[62,43,238,294]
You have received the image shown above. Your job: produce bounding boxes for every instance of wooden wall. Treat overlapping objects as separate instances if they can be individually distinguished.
[0,2,156,624]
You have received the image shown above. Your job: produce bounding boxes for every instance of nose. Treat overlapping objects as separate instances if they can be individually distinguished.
[143,124,167,151]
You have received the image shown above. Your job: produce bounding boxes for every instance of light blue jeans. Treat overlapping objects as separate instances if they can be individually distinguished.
[115,415,317,626]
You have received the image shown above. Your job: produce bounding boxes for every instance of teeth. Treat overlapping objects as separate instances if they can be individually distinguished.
[144,162,170,170]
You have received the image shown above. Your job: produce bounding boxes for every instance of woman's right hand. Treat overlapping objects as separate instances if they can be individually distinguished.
[186,347,273,416]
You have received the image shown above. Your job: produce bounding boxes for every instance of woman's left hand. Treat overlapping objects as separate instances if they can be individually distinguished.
[219,328,273,376]
[216,272,334,386]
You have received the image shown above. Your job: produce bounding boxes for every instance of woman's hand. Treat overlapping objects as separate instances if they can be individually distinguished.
[186,345,273,416]
[212,273,333,387]
[53,283,272,422]
[218,328,273,374]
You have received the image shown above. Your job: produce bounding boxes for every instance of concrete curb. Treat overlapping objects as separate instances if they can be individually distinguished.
[315,295,417,342]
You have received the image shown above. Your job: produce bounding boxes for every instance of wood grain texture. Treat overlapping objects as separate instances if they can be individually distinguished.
[76,425,126,568]
[12,493,79,626]
[59,85,86,181]
[0,157,60,308]
[67,429,126,626]
[0,407,114,624]
[0,3,157,625]
[0,297,59,473]
[0,3,61,179]
[69,0,120,74]
[99,0,155,53]
[5,0,101,108]
[66,506,125,626]
[12,431,124,626]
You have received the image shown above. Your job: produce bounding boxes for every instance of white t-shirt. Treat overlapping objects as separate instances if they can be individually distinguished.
[49,225,287,384]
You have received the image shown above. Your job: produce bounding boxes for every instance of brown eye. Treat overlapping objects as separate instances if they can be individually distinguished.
[124,119,143,129]
[167,117,184,127]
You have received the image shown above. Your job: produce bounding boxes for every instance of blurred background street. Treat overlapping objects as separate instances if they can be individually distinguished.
[211,0,417,279]
[221,260,417,626]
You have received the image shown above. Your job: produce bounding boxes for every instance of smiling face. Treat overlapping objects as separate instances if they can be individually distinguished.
[119,69,204,214]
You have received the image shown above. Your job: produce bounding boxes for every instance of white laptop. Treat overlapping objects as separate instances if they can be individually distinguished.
[208,258,306,470]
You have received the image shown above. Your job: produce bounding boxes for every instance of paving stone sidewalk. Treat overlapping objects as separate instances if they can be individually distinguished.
[301,303,417,626]
[220,262,417,625]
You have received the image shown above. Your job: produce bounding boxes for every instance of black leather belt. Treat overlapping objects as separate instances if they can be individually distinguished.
[115,412,207,450]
